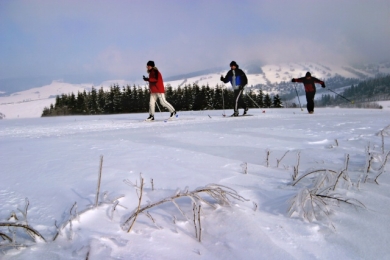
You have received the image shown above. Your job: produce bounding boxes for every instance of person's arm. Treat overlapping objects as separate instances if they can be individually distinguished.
[240,69,248,86]
[220,71,232,83]
[312,77,326,88]
[292,77,304,83]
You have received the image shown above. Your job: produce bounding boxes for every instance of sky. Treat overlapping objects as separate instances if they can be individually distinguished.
[1,0,390,84]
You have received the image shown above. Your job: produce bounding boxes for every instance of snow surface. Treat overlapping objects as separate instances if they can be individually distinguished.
[1,108,390,259]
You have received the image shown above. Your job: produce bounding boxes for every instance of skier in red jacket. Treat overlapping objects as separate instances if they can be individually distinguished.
[143,61,176,121]
[291,72,325,114]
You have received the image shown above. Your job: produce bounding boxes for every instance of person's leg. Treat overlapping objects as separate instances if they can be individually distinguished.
[149,93,157,115]
[305,92,315,113]
[156,93,175,112]
[233,89,240,116]
[237,89,248,114]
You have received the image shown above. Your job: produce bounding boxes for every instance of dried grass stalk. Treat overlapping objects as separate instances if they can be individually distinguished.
[122,184,248,233]
[0,222,46,242]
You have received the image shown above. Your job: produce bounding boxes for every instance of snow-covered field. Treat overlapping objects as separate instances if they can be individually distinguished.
[1,108,390,259]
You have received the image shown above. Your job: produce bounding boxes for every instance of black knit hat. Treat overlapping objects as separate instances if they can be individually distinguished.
[147,60,155,67]
[305,72,311,77]
[230,61,238,67]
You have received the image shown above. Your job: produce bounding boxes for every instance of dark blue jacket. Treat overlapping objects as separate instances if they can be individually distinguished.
[221,67,248,89]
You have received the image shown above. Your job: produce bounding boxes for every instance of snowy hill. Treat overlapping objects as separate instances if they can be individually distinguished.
[1,108,390,259]
[1,61,389,119]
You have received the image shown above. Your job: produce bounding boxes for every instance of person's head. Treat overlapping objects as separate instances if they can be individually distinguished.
[230,61,238,69]
[147,60,155,70]
[305,72,311,78]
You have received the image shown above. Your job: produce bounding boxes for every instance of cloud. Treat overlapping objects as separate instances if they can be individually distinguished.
[1,0,389,83]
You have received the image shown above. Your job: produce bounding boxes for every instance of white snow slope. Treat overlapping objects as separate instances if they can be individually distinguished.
[1,108,390,259]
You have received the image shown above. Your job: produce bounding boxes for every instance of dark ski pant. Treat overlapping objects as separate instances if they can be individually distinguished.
[305,91,316,113]
[233,89,247,113]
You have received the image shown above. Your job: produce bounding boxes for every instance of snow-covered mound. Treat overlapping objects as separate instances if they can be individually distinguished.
[1,108,390,259]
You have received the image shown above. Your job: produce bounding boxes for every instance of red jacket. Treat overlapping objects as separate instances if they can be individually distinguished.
[147,68,165,93]
[294,77,324,93]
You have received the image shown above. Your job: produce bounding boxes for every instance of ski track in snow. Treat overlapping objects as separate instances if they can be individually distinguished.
[1,108,390,259]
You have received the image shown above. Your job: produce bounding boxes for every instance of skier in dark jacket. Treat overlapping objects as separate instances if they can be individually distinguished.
[220,61,248,116]
[291,72,325,114]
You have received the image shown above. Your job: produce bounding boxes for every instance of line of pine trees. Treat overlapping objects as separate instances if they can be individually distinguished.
[317,74,390,107]
[41,84,283,117]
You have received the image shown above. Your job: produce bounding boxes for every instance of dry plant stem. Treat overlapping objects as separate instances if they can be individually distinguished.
[193,204,198,238]
[364,155,373,183]
[252,202,258,211]
[171,200,189,221]
[277,150,289,168]
[242,162,248,174]
[292,152,301,181]
[17,198,29,224]
[53,205,93,241]
[377,151,390,172]
[0,232,12,242]
[296,151,301,173]
[123,184,248,231]
[316,194,366,208]
[332,154,350,190]
[95,155,104,208]
[374,169,385,184]
[0,223,46,242]
[7,211,18,221]
[266,150,270,167]
[86,248,90,260]
[381,134,384,154]
[0,243,28,249]
[292,169,338,186]
[198,205,202,242]
[127,176,144,233]
[151,178,154,191]
[379,125,390,154]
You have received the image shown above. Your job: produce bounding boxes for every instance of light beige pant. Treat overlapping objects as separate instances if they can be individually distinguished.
[149,93,175,115]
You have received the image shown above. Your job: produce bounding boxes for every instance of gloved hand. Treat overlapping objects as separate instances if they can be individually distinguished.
[220,75,224,81]
[322,84,326,88]
[239,85,244,90]
[143,75,149,81]
[291,78,296,82]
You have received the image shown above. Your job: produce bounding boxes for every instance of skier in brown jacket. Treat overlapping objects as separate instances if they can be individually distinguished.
[292,72,325,114]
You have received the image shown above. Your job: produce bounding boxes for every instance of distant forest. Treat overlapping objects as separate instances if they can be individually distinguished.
[317,74,390,107]
[42,84,283,117]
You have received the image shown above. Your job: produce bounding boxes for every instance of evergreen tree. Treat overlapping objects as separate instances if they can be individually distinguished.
[264,93,272,108]
[272,94,283,108]
[256,90,264,108]
[122,85,132,113]
[76,91,86,114]
[112,84,122,113]
[88,87,98,114]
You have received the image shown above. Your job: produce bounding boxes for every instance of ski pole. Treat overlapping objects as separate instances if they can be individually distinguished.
[221,84,226,116]
[294,85,303,111]
[246,92,261,108]
[327,88,354,104]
